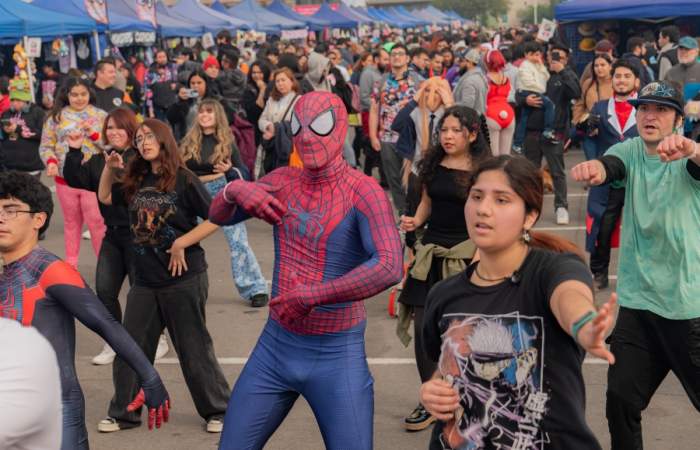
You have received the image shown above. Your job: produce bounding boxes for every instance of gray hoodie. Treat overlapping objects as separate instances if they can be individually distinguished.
[453,67,488,115]
[304,52,332,92]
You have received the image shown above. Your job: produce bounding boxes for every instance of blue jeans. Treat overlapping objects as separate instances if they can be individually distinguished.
[513,91,556,148]
[219,319,374,450]
[204,176,267,300]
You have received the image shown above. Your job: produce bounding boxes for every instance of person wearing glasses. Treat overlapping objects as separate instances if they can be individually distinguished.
[62,107,170,365]
[97,119,230,434]
[0,171,170,450]
[369,43,423,214]
[39,77,107,269]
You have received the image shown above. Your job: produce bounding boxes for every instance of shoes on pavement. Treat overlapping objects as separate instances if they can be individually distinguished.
[555,207,570,225]
[97,417,121,433]
[594,272,609,290]
[92,343,116,365]
[206,416,224,433]
[155,334,169,361]
[542,130,560,144]
[512,145,523,154]
[404,403,436,431]
[251,293,269,308]
[82,230,91,240]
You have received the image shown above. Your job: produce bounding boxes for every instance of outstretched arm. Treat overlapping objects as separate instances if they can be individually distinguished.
[271,183,403,322]
[40,261,169,428]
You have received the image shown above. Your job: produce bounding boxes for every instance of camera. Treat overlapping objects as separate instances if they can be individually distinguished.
[186,89,199,99]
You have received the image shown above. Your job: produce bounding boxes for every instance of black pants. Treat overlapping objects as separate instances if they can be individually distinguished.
[108,272,230,426]
[590,187,625,276]
[404,172,422,250]
[606,307,700,450]
[414,306,437,384]
[523,132,568,209]
[95,228,134,323]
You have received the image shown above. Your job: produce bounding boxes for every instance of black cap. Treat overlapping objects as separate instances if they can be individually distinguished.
[628,81,684,114]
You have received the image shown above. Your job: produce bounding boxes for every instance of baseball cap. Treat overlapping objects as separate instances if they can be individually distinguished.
[9,78,32,102]
[463,49,481,64]
[678,36,698,50]
[628,81,684,114]
[203,55,220,71]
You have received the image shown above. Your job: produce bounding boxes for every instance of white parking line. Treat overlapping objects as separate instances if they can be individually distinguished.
[156,357,608,366]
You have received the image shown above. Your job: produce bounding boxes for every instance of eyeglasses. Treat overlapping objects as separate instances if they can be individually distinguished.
[133,132,158,149]
[391,51,406,57]
[0,208,37,220]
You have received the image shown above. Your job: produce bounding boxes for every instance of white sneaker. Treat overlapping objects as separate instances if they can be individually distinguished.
[82,230,91,240]
[155,334,169,360]
[556,207,570,225]
[206,417,224,433]
[91,344,116,365]
[97,417,120,433]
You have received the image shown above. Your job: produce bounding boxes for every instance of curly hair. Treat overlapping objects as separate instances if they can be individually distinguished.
[0,171,53,235]
[417,105,490,189]
[180,99,234,166]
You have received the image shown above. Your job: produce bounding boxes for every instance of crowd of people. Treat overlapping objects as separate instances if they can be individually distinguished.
[0,22,698,450]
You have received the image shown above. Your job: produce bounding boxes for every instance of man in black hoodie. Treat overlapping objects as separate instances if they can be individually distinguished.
[92,58,127,113]
[0,79,45,177]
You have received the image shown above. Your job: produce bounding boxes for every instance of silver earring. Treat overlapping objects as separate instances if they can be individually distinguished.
[522,229,531,243]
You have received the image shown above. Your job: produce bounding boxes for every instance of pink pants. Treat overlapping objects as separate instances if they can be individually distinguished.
[54,182,106,268]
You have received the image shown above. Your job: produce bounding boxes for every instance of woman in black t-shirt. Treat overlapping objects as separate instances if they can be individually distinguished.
[180,99,269,307]
[97,119,231,433]
[397,105,489,431]
[420,155,616,450]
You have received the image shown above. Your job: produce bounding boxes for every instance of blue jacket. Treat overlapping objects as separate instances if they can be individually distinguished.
[585,97,639,252]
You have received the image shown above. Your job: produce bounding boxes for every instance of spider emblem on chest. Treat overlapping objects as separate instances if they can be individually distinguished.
[285,204,326,247]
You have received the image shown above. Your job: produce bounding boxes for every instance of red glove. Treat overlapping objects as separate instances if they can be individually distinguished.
[126,377,171,430]
[220,180,286,225]
[269,285,315,324]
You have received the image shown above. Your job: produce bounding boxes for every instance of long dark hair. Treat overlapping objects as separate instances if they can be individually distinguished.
[122,119,185,202]
[49,77,96,122]
[466,155,585,260]
[418,105,489,188]
[247,61,272,89]
[188,68,219,99]
[590,53,613,85]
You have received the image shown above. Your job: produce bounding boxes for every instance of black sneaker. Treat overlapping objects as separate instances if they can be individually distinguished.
[404,403,436,431]
[251,294,269,308]
[542,130,560,144]
[594,272,609,290]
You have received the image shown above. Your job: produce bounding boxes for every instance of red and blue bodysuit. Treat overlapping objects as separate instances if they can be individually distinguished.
[0,247,169,450]
[210,91,403,449]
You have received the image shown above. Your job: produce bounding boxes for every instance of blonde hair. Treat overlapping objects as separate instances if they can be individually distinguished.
[180,99,234,165]
[418,77,450,155]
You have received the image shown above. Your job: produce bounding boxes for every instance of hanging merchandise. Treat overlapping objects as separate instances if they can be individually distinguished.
[77,39,90,60]
[85,0,109,24]
[12,44,29,81]
[52,39,70,58]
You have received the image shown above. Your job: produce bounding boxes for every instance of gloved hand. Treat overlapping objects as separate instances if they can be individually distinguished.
[219,180,286,225]
[269,285,315,324]
[127,375,170,430]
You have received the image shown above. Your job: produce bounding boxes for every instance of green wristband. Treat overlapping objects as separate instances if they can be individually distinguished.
[571,310,598,345]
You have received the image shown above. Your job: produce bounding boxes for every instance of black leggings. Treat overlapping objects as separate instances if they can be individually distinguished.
[95,229,134,323]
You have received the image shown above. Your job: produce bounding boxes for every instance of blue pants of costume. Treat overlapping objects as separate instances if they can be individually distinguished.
[218,319,374,450]
[203,177,267,301]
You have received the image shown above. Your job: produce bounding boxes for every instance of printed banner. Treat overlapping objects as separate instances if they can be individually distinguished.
[84,0,109,24]
[537,19,557,42]
[135,0,157,28]
[281,29,309,41]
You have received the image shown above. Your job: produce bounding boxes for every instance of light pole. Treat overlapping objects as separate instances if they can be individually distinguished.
[534,0,539,24]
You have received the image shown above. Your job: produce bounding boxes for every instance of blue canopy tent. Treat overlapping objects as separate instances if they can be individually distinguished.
[151,2,206,36]
[0,0,95,38]
[396,6,431,26]
[265,0,331,31]
[555,0,700,20]
[32,0,149,33]
[334,3,372,25]
[388,7,428,26]
[412,8,451,26]
[310,3,358,29]
[108,0,201,37]
[422,5,454,22]
[367,7,414,28]
[165,0,248,31]
[225,0,306,32]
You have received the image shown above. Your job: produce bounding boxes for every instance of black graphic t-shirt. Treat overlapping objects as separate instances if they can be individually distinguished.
[423,249,601,450]
[112,168,211,287]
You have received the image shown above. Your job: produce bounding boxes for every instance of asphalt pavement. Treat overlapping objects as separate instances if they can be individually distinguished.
[36,149,698,449]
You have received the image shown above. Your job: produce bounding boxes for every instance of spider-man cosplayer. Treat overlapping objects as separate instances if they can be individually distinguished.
[0,172,169,450]
[209,91,403,449]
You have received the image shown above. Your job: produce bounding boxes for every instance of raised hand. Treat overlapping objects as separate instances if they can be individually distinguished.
[220,180,286,225]
[213,158,233,174]
[105,151,125,170]
[127,376,170,430]
[66,131,85,150]
[576,293,617,364]
[571,160,606,186]
[657,134,698,162]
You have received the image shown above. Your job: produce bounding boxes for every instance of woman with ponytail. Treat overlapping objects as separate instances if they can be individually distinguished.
[420,155,615,449]
[396,105,488,432]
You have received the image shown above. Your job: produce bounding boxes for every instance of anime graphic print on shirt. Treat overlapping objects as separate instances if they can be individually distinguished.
[129,187,177,251]
[438,312,548,450]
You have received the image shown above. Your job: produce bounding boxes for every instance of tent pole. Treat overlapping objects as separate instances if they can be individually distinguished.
[93,30,101,60]
[23,36,36,104]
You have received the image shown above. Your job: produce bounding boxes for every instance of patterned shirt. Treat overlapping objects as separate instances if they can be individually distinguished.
[372,70,421,144]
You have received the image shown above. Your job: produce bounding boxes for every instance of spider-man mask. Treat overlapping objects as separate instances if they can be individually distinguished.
[290,91,348,170]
